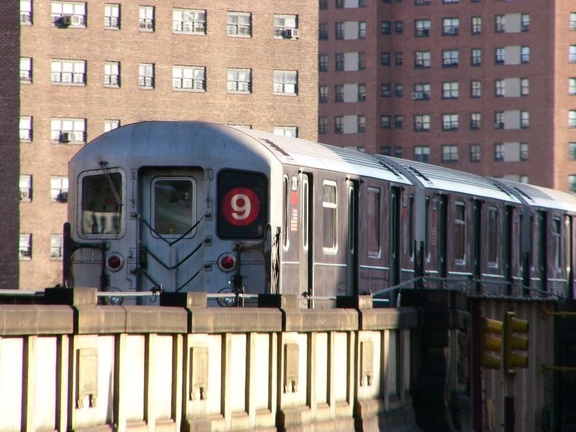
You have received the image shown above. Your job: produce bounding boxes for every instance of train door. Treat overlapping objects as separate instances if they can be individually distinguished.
[139,168,205,297]
[347,180,359,294]
[389,187,401,302]
[438,195,448,282]
[300,173,313,307]
[472,200,482,294]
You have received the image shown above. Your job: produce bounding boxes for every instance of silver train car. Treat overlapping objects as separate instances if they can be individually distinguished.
[63,121,576,306]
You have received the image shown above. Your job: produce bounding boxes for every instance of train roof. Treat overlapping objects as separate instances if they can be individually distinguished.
[494,179,576,212]
[376,156,521,204]
[230,126,412,185]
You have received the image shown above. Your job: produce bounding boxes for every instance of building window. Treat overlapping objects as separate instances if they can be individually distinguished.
[173,9,206,34]
[395,52,403,65]
[274,126,298,137]
[334,84,344,102]
[51,176,69,202]
[139,63,155,89]
[21,0,32,24]
[395,115,404,129]
[495,47,505,65]
[381,115,391,129]
[414,115,431,131]
[104,119,120,132]
[359,52,366,70]
[395,84,404,97]
[358,116,366,132]
[381,52,391,66]
[20,175,32,202]
[336,53,345,70]
[412,83,430,100]
[495,15,505,32]
[442,114,459,130]
[19,234,32,260]
[494,143,504,161]
[380,146,391,156]
[521,111,530,128]
[51,118,86,144]
[227,11,251,37]
[173,66,206,91]
[471,16,481,34]
[442,145,459,162]
[20,116,32,141]
[227,68,251,93]
[494,112,504,129]
[442,50,459,67]
[470,112,481,130]
[381,83,391,97]
[319,54,329,72]
[520,143,529,160]
[51,59,85,85]
[319,116,328,134]
[20,57,32,82]
[570,78,576,95]
[381,21,391,35]
[320,0,328,9]
[274,70,297,95]
[470,144,481,162]
[471,48,482,66]
[444,0,459,3]
[336,0,344,8]
[521,78,530,96]
[521,46,530,63]
[442,81,459,99]
[358,84,367,101]
[416,0,431,4]
[521,14,530,31]
[569,142,576,160]
[50,235,64,260]
[415,19,430,36]
[359,22,367,38]
[569,111,576,128]
[139,5,154,31]
[104,61,120,87]
[52,1,86,27]
[335,116,344,133]
[319,85,328,103]
[415,51,431,68]
[495,79,505,97]
[443,18,459,35]
[395,21,403,34]
[319,23,328,40]
[104,3,120,29]
[471,80,482,98]
[414,146,430,162]
[569,175,576,192]
[570,13,576,30]
[274,14,298,39]
[570,46,576,63]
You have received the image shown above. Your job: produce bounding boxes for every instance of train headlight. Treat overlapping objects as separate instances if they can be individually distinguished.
[104,287,123,305]
[217,253,236,272]
[106,252,124,272]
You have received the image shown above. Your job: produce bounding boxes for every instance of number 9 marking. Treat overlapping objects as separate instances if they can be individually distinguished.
[222,187,260,226]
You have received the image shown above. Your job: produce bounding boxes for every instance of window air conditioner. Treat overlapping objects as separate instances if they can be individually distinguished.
[60,15,72,26]
[284,28,299,39]
[60,132,73,142]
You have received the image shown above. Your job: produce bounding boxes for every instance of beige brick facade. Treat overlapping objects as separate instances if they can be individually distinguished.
[15,0,318,289]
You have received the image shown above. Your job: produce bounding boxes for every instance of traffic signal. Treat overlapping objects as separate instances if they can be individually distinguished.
[481,317,503,369]
[503,311,529,372]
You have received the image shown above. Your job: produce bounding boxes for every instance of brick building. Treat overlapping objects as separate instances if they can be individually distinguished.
[16,0,318,289]
[318,0,576,191]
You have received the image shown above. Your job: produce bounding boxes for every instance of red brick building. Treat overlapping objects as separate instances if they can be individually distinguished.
[16,0,318,289]
[319,0,576,191]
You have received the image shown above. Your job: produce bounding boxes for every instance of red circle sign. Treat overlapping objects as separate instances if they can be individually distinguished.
[222,188,260,226]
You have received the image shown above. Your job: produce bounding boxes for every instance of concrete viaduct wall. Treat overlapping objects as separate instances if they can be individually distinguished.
[0,289,422,432]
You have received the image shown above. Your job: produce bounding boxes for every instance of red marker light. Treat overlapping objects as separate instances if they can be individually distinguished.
[218,253,236,271]
[106,253,123,271]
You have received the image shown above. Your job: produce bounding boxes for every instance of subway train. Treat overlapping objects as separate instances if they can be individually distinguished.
[62,121,576,306]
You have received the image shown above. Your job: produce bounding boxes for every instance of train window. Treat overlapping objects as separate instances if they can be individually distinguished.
[553,218,561,270]
[283,176,289,249]
[80,172,123,236]
[302,176,309,249]
[152,178,194,236]
[323,181,337,252]
[217,169,267,239]
[409,195,415,258]
[454,201,466,263]
[367,187,381,257]
[488,206,498,265]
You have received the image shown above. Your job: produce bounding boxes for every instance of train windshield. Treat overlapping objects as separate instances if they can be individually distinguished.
[152,178,195,236]
[81,172,123,235]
